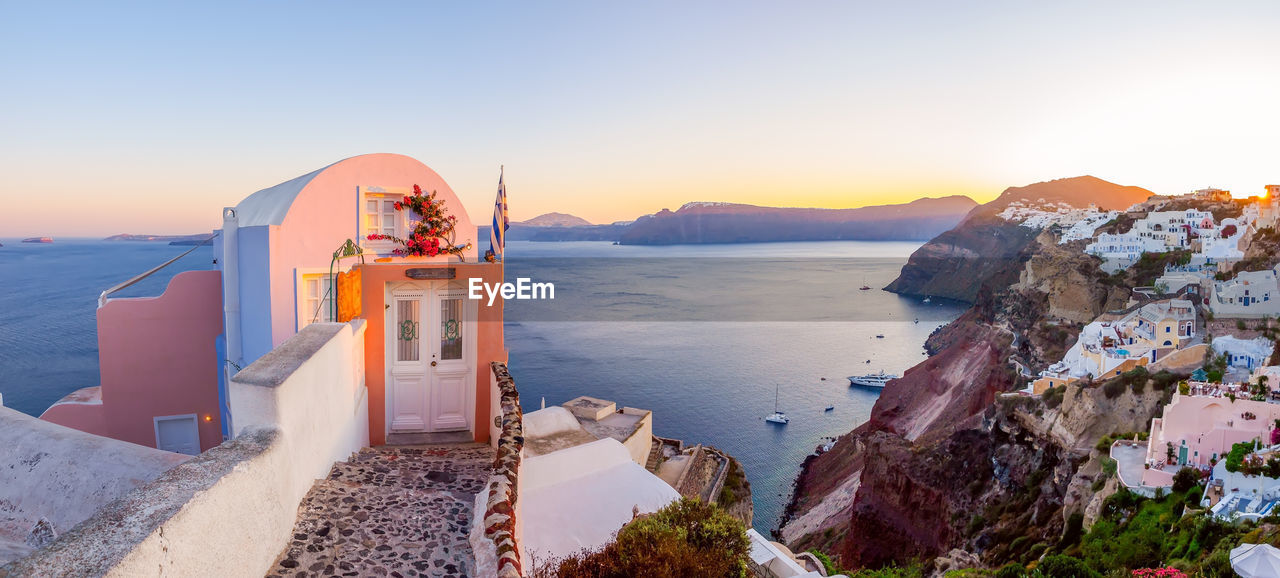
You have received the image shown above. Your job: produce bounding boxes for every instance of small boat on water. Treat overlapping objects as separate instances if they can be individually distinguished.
[765,383,789,424]
[875,334,885,339]
[859,285,871,291]
[848,371,897,388]
[824,405,835,412]
[922,296,932,304]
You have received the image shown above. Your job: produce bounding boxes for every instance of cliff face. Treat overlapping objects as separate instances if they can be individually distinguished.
[778,180,1199,571]
[885,176,1153,302]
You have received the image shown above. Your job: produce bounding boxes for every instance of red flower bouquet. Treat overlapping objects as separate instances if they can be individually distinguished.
[366,184,472,259]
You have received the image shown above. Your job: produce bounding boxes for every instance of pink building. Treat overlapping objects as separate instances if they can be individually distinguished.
[1143,388,1280,486]
[41,154,508,452]
[41,270,225,454]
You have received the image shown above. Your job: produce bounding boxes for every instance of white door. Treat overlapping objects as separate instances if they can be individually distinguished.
[390,288,429,431]
[429,291,470,431]
[388,282,473,433]
[155,414,200,455]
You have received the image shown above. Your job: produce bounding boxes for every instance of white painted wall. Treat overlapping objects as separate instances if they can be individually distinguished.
[8,321,371,576]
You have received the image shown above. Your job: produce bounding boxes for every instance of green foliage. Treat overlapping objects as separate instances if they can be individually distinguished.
[546,497,749,578]
[1042,385,1065,409]
[1151,370,1181,391]
[1059,511,1085,550]
[1035,555,1101,578]
[1172,468,1199,493]
[994,563,1025,578]
[846,563,926,578]
[1103,378,1127,399]
[1224,441,1256,473]
[808,549,837,576]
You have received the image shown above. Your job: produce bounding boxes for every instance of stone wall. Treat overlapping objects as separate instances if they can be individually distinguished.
[472,362,525,578]
[2,321,369,576]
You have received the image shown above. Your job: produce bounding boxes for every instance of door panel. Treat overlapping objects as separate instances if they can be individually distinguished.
[390,294,428,431]
[429,294,470,431]
[386,283,472,435]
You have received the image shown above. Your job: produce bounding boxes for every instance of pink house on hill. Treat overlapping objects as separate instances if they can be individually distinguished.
[42,153,508,453]
[1143,388,1280,487]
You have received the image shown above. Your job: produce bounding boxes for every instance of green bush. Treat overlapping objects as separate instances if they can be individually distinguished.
[994,563,1025,578]
[547,497,749,578]
[1042,385,1065,409]
[1103,378,1127,399]
[1225,441,1255,473]
[1172,468,1199,493]
[1035,555,1101,577]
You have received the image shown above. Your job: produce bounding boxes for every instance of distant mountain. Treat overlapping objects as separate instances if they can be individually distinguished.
[617,196,978,245]
[104,233,215,246]
[885,176,1155,302]
[517,212,594,228]
[978,175,1153,214]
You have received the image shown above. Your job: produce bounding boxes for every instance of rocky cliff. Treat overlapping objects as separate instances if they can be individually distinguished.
[885,176,1153,302]
[777,182,1199,571]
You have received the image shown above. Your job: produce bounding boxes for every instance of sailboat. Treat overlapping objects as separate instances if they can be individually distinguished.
[765,383,789,424]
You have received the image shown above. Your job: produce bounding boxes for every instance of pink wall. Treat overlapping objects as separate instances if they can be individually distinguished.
[94,270,225,451]
[267,154,478,352]
[1148,393,1280,469]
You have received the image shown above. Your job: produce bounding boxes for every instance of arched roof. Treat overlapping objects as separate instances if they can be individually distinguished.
[233,153,468,228]
[234,163,335,228]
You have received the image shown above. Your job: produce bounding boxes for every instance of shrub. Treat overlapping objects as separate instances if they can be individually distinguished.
[1225,441,1255,473]
[1172,467,1199,493]
[547,497,749,578]
[1151,370,1180,391]
[1043,385,1065,409]
[1035,555,1100,578]
[1103,378,1127,399]
[994,563,1025,578]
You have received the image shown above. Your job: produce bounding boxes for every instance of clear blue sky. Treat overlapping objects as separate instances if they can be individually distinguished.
[2,1,1279,236]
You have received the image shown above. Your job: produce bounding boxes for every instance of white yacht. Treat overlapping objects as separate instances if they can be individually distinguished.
[848,371,896,388]
[765,383,789,424]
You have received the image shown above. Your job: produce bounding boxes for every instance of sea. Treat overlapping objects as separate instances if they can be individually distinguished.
[0,238,964,536]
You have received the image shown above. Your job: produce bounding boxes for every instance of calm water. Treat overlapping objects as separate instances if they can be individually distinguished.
[0,238,962,536]
[0,238,215,416]
[501,240,964,534]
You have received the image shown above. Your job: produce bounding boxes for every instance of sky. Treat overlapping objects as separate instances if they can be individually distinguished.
[2,1,1280,236]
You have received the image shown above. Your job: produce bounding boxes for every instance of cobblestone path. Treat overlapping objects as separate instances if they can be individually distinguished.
[268,444,494,578]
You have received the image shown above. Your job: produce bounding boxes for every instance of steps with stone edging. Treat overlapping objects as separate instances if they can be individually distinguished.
[267,443,494,578]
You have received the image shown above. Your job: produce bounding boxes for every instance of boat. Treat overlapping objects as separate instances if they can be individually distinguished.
[859,285,871,291]
[922,296,932,304]
[765,383,789,424]
[875,334,885,339]
[848,371,897,388]
[21,237,53,244]
[824,405,835,412]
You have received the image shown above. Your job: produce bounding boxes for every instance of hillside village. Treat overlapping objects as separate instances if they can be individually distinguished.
[1008,185,1280,524]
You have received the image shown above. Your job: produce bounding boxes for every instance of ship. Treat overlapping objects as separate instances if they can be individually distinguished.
[21,237,53,243]
[847,371,896,388]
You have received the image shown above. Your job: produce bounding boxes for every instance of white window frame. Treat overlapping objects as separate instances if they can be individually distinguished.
[359,186,414,253]
[296,268,336,331]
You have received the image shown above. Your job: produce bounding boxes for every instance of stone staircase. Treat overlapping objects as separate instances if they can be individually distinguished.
[267,443,494,578]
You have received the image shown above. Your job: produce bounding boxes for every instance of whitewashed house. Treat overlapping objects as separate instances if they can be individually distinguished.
[1212,336,1275,371]
[1211,267,1280,318]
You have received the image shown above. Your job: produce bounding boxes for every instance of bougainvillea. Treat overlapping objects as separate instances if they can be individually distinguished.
[1132,567,1188,578]
[366,184,472,259]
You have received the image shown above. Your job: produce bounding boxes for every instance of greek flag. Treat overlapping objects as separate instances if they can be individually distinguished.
[487,167,508,262]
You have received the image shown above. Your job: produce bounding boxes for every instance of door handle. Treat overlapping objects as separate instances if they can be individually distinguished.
[431,361,438,367]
